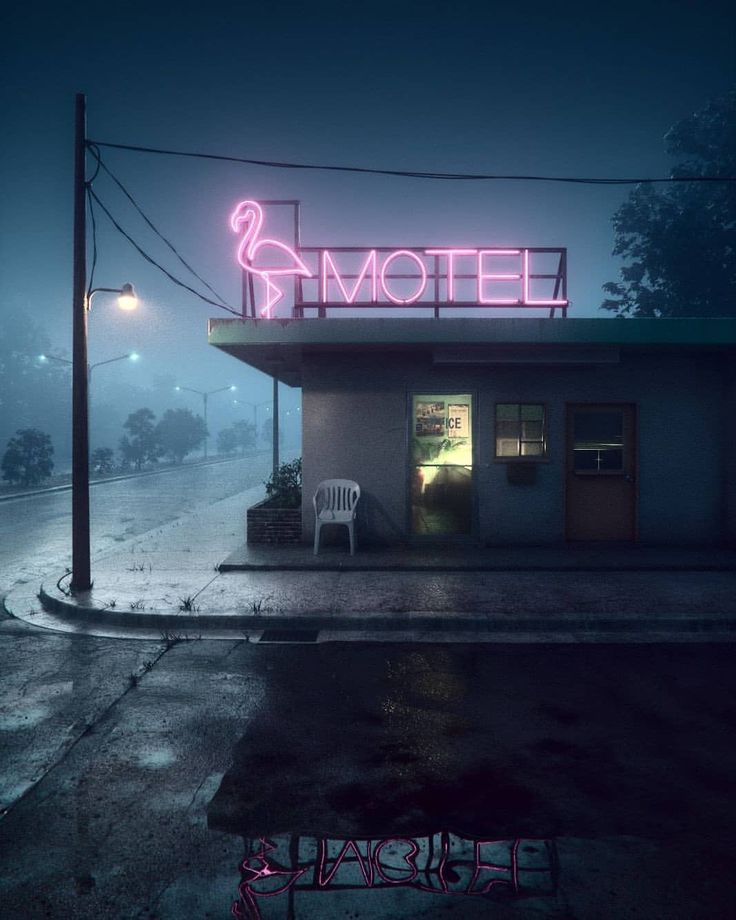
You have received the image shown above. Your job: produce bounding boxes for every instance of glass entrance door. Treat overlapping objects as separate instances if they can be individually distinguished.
[411,394,473,536]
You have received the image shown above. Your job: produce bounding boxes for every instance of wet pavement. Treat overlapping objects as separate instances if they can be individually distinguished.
[0,629,735,919]
[2,458,736,918]
[0,455,273,593]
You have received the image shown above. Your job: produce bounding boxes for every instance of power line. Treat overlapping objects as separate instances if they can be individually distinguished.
[87,145,231,308]
[87,187,240,316]
[87,139,736,184]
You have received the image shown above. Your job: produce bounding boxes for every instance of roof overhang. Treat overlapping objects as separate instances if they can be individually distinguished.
[208,317,736,386]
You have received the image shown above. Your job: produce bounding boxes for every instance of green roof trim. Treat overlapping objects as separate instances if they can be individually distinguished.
[209,316,736,348]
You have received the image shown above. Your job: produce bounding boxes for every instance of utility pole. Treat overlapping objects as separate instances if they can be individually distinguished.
[71,92,91,592]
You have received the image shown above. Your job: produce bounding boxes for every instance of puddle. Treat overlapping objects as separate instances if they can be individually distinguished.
[136,747,177,769]
[228,832,556,918]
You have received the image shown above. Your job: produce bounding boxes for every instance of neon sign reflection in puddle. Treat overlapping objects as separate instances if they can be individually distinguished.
[232,831,556,918]
[229,200,569,317]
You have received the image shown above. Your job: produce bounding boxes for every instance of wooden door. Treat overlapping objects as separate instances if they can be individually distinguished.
[565,404,637,541]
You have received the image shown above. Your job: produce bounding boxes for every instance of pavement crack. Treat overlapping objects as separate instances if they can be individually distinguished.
[224,638,248,657]
[0,640,175,824]
[185,773,210,813]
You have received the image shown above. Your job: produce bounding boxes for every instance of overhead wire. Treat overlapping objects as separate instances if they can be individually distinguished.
[88,144,231,307]
[87,187,241,316]
[86,188,98,300]
[87,139,736,184]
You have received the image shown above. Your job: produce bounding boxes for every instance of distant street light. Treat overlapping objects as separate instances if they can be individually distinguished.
[232,399,273,439]
[39,350,139,381]
[175,384,236,459]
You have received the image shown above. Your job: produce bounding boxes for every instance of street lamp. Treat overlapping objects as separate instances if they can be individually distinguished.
[232,399,273,440]
[40,350,139,381]
[175,384,236,459]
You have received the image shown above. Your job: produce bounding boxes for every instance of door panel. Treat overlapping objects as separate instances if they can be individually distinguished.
[565,404,636,541]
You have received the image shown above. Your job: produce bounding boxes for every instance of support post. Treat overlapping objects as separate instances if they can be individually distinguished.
[203,392,209,459]
[272,375,279,476]
[71,92,91,593]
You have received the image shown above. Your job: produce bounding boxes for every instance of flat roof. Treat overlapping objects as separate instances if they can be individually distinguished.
[208,317,736,386]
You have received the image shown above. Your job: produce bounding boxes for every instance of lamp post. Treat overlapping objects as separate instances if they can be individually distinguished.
[71,87,139,593]
[232,399,272,442]
[175,384,236,459]
[40,350,139,382]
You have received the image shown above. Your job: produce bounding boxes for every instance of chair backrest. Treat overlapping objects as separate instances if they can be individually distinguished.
[313,479,361,514]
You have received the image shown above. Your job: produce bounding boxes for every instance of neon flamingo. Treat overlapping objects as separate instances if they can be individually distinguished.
[230,200,312,317]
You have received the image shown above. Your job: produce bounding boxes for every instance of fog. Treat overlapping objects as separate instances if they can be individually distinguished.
[1,1,734,470]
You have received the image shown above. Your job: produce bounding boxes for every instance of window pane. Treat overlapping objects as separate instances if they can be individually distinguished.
[573,410,624,472]
[497,438,520,457]
[598,448,623,470]
[573,447,624,471]
[573,411,622,445]
[496,403,546,459]
[521,419,543,440]
[573,448,599,471]
[497,420,519,440]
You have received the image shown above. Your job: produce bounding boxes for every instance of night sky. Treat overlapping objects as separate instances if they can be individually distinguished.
[2,0,734,405]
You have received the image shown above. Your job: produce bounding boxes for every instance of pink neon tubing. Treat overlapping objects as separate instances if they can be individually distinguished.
[230,200,313,317]
[379,250,428,304]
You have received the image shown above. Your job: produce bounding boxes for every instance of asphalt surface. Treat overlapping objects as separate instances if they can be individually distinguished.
[0,455,271,593]
[0,627,735,919]
[2,456,736,918]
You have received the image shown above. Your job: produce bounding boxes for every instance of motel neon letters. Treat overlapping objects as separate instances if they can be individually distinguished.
[230,199,568,316]
[320,248,562,307]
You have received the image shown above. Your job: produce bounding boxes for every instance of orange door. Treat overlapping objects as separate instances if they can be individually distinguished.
[565,404,637,541]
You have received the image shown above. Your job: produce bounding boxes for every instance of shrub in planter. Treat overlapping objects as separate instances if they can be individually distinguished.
[263,457,302,508]
[247,458,302,544]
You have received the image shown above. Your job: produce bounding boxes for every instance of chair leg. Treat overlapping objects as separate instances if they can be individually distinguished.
[348,521,355,556]
[313,522,320,555]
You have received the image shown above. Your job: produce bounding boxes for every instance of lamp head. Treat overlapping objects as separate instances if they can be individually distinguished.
[229,385,237,391]
[117,283,138,311]
[129,352,140,362]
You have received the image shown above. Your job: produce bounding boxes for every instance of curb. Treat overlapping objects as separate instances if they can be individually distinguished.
[219,561,736,573]
[37,586,736,637]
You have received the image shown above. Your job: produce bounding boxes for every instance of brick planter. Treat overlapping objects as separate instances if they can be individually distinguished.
[247,499,302,544]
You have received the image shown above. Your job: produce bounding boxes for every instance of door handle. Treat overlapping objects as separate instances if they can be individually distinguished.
[624,474,635,483]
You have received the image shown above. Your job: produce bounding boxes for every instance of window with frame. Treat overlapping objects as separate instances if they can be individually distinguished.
[495,404,546,459]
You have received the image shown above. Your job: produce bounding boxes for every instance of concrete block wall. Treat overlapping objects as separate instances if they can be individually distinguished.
[300,351,730,546]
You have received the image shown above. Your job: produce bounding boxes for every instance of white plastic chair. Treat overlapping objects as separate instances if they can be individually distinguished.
[313,479,361,555]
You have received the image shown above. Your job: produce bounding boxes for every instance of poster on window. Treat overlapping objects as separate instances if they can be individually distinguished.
[447,404,469,438]
[415,401,445,437]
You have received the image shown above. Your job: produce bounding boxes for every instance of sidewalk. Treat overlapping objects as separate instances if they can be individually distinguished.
[6,485,736,642]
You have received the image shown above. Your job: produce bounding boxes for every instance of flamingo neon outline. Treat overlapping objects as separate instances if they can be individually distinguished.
[230,200,313,317]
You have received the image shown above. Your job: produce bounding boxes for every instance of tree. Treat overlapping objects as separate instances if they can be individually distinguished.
[120,408,159,471]
[0,313,71,465]
[261,418,283,446]
[2,428,54,487]
[217,427,238,455]
[602,89,736,317]
[155,408,207,464]
[232,419,256,455]
[91,447,115,475]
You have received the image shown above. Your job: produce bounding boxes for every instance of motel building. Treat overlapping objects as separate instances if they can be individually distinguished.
[209,200,736,549]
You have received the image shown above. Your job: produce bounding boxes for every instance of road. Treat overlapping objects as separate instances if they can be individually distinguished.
[0,627,734,919]
[0,456,271,592]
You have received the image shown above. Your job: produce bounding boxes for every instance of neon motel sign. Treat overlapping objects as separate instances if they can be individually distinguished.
[230,200,569,317]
